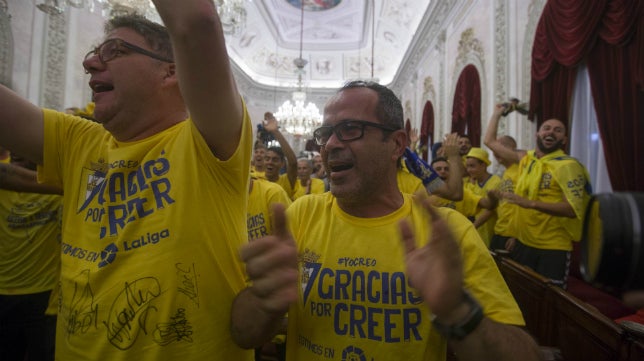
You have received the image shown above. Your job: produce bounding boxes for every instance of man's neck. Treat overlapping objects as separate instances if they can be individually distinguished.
[336,191,404,218]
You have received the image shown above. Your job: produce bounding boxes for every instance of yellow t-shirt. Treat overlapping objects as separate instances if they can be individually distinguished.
[250,167,266,180]
[397,169,426,195]
[39,108,253,361]
[0,190,61,295]
[494,164,519,238]
[274,173,295,198]
[465,175,502,247]
[431,186,481,219]
[292,178,326,200]
[285,193,524,361]
[515,152,590,250]
[248,178,292,240]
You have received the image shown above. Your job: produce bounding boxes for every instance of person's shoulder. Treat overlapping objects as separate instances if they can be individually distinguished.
[288,192,331,212]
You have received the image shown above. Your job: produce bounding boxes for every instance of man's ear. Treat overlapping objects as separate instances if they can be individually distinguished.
[163,63,177,82]
[391,130,408,161]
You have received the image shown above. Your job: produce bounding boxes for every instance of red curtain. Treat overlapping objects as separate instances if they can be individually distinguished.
[451,64,481,146]
[529,0,643,191]
[420,101,435,160]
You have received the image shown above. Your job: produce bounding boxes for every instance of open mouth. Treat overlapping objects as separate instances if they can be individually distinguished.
[327,160,354,174]
[90,80,114,95]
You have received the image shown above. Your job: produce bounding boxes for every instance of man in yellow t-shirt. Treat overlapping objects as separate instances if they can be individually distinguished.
[0,4,258,360]
[247,177,292,241]
[237,81,541,361]
[292,158,326,200]
[250,141,267,180]
[0,156,61,361]
[488,114,592,287]
[262,113,297,198]
[464,148,501,247]
[429,157,496,221]
[247,176,292,361]
[483,104,523,252]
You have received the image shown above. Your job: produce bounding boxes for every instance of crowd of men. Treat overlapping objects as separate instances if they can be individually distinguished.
[1,1,598,361]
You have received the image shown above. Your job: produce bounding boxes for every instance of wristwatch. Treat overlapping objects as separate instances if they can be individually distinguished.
[431,290,484,340]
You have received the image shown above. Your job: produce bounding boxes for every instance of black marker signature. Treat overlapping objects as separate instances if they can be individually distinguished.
[104,277,161,350]
[153,308,194,346]
[176,263,199,307]
[65,269,98,337]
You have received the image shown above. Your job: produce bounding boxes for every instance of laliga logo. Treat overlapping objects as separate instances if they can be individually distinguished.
[341,345,368,361]
[99,243,118,268]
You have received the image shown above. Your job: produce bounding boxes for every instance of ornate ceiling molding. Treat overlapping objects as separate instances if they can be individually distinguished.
[391,0,457,95]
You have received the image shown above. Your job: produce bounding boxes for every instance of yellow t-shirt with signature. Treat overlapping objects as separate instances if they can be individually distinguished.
[39,107,253,361]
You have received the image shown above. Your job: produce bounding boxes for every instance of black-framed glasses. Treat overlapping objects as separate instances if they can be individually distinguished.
[313,120,400,146]
[84,38,174,64]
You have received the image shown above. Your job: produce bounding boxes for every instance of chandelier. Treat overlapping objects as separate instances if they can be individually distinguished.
[36,0,247,35]
[273,3,322,137]
[215,0,247,36]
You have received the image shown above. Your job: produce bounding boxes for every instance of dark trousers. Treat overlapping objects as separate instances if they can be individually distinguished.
[510,240,571,288]
[0,291,56,361]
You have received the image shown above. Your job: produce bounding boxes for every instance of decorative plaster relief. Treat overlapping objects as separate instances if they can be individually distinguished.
[454,28,485,72]
[383,0,416,29]
[521,0,546,149]
[423,76,436,104]
[494,0,508,135]
[0,0,12,87]
[42,13,67,111]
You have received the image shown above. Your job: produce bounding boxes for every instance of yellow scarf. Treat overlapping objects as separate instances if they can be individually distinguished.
[515,149,592,240]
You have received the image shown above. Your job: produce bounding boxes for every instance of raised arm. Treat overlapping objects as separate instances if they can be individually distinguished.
[151,0,243,160]
[0,162,62,194]
[263,112,297,188]
[483,104,523,164]
[0,87,45,165]
[432,133,463,201]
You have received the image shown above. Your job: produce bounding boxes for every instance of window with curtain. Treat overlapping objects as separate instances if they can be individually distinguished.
[420,100,435,161]
[529,0,643,191]
[451,64,481,146]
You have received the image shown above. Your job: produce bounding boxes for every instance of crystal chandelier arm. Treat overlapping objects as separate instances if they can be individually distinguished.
[264,112,298,189]
[151,0,243,160]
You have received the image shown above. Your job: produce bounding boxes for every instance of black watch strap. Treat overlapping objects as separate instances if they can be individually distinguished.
[431,290,484,340]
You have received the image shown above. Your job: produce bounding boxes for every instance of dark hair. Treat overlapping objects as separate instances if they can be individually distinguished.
[106,14,174,61]
[431,157,448,167]
[339,80,403,130]
[267,146,285,161]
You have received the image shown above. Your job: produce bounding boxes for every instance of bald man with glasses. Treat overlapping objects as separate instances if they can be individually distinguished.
[0,1,255,360]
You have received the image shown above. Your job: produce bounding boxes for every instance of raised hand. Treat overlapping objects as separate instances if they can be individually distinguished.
[240,203,298,314]
[263,112,279,133]
[398,195,464,320]
[441,133,460,158]
[409,128,420,145]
